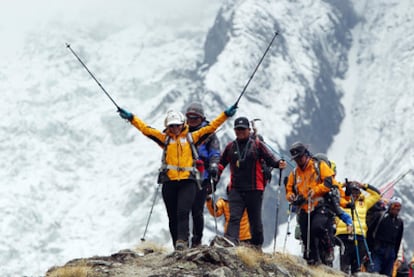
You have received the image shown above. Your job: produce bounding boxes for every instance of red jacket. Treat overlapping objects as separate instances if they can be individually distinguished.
[219,138,281,191]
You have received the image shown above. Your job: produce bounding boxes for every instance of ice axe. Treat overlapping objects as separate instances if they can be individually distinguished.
[250,118,261,138]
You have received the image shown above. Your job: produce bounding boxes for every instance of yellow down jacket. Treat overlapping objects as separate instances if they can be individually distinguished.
[335,186,381,237]
[130,111,228,181]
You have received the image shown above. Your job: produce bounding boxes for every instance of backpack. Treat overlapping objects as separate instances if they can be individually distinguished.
[255,136,273,184]
[366,199,387,230]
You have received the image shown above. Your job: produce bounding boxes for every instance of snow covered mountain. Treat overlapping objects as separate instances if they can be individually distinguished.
[0,0,413,276]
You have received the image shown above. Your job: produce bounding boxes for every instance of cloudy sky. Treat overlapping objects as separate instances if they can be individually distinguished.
[0,0,220,60]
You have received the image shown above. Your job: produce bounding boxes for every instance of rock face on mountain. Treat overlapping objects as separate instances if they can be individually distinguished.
[45,242,385,277]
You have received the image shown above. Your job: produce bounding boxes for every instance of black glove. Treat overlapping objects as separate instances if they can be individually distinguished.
[209,163,219,180]
[346,202,355,209]
[205,179,217,195]
[345,182,352,196]
[292,195,305,206]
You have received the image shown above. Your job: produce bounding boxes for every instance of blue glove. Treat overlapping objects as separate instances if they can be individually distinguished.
[224,104,237,117]
[339,212,353,226]
[118,108,133,121]
[209,164,219,180]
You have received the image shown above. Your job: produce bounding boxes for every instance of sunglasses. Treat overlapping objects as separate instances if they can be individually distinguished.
[187,115,201,120]
[235,127,248,131]
[169,124,182,128]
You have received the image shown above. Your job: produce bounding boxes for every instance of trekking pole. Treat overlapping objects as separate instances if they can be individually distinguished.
[233,32,279,107]
[306,195,312,259]
[273,168,283,254]
[262,141,296,169]
[283,204,293,253]
[141,183,161,242]
[66,43,121,110]
[353,202,374,271]
[210,177,219,236]
[350,194,361,268]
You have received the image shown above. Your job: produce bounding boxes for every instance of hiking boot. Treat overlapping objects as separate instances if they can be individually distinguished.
[210,235,236,248]
[191,242,202,248]
[323,247,334,265]
[191,238,202,248]
[175,240,187,251]
[307,258,322,266]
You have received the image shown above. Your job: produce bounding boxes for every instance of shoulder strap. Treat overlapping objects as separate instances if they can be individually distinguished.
[254,137,261,156]
[160,136,171,169]
[372,211,387,239]
[313,158,321,182]
[293,168,298,194]
[187,133,199,161]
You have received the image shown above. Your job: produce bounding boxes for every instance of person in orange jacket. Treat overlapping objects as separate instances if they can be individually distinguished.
[285,142,335,265]
[409,254,414,277]
[392,242,409,277]
[206,192,251,243]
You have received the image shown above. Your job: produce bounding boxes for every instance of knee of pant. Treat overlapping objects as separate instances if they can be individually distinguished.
[192,210,204,218]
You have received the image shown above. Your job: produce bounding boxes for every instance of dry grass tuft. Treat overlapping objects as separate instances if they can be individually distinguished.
[310,265,346,277]
[235,246,264,268]
[46,260,91,277]
[264,252,346,277]
[267,252,310,276]
[134,240,168,254]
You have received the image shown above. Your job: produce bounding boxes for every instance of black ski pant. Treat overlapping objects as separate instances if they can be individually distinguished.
[298,207,331,263]
[337,234,366,274]
[226,189,263,247]
[162,179,197,247]
[191,179,209,245]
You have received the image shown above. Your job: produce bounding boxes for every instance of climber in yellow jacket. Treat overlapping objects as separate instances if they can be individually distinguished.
[335,181,381,275]
[118,105,237,250]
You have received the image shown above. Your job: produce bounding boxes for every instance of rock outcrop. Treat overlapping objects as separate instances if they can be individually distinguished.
[45,242,386,277]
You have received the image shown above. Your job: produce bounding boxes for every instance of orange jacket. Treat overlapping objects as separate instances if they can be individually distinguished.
[130,112,228,181]
[206,197,251,241]
[285,158,333,213]
[337,182,351,208]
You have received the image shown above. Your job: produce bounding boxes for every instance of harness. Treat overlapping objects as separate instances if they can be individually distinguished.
[158,133,202,188]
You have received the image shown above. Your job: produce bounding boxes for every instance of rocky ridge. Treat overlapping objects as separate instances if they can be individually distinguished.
[45,241,386,277]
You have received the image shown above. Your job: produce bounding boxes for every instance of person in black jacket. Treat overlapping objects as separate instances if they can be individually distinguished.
[368,196,404,276]
[217,116,286,249]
